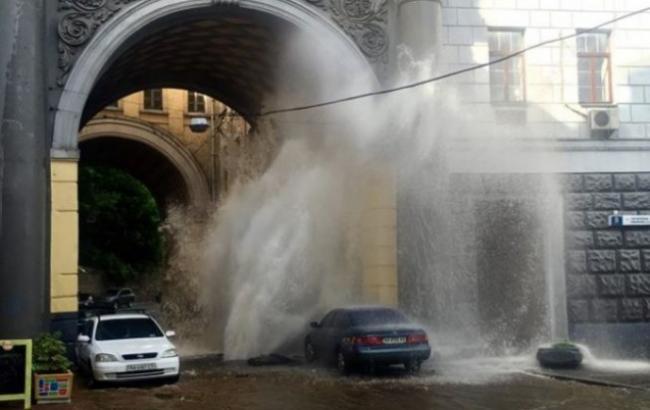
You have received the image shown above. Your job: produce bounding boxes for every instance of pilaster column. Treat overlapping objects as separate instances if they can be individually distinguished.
[50,158,79,314]
[360,165,398,306]
[397,0,443,63]
[0,0,49,338]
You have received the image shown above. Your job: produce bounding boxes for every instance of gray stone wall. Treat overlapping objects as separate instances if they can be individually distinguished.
[565,173,650,325]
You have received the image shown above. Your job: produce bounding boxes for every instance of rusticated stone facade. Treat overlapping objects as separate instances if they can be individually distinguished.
[565,173,650,325]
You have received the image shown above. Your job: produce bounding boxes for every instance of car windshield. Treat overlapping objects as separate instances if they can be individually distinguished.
[349,309,409,326]
[95,318,163,340]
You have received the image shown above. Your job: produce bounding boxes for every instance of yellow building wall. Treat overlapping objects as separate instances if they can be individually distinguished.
[71,90,399,310]
[360,166,398,306]
[50,159,79,313]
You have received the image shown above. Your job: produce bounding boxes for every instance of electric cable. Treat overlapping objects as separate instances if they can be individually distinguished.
[259,6,650,117]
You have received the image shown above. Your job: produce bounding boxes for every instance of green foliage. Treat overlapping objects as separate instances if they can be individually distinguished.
[32,332,72,374]
[79,166,164,284]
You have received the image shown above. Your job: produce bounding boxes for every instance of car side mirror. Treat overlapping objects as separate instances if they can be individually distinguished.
[310,321,320,329]
[165,330,176,338]
[77,334,90,343]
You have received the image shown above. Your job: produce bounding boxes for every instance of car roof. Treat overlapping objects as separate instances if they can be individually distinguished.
[341,305,398,312]
[94,313,150,321]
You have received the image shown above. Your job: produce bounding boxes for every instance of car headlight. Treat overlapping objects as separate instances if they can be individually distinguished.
[95,353,118,362]
[161,348,177,358]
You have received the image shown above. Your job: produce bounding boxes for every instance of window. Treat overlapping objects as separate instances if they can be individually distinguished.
[320,311,338,328]
[143,88,163,110]
[332,312,351,328]
[576,31,611,104]
[105,100,119,109]
[489,30,525,103]
[95,318,163,341]
[349,308,408,326]
[188,91,206,113]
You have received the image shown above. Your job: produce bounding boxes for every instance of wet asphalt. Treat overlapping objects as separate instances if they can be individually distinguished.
[4,354,649,410]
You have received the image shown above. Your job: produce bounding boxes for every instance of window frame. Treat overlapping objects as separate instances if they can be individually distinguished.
[488,28,527,104]
[187,91,206,113]
[576,30,613,105]
[143,88,164,111]
[104,100,120,110]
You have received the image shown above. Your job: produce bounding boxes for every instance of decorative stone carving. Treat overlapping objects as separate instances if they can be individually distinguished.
[303,0,389,63]
[57,0,389,87]
[57,0,142,86]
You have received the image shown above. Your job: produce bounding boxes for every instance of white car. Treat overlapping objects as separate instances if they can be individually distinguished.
[76,313,180,383]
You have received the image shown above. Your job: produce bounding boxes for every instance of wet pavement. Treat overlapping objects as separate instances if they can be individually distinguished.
[4,356,650,410]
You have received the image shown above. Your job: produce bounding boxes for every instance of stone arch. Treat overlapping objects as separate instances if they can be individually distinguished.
[47,0,388,323]
[79,117,210,207]
[52,0,377,157]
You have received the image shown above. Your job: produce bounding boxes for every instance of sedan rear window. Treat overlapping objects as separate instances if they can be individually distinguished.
[349,309,409,326]
[95,318,163,340]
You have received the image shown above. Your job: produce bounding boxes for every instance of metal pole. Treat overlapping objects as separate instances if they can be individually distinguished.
[209,99,216,202]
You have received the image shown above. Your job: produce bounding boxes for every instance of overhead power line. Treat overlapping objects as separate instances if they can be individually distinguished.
[259,6,650,117]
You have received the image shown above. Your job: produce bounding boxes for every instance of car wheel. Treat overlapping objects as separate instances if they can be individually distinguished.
[87,363,101,388]
[337,351,350,375]
[404,359,421,374]
[165,374,180,384]
[304,340,317,363]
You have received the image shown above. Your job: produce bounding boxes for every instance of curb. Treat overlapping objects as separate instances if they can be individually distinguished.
[524,369,649,391]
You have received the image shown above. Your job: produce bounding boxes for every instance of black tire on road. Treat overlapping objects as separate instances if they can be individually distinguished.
[304,340,317,363]
[165,374,180,384]
[87,363,101,388]
[405,359,421,374]
[337,351,350,375]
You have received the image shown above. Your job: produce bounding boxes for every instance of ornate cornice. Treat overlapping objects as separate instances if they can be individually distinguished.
[56,0,388,87]
[57,0,143,86]
[304,0,389,64]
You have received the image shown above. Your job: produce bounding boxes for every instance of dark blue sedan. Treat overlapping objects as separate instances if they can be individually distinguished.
[304,306,431,374]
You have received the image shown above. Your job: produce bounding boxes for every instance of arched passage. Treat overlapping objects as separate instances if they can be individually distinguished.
[49,0,384,326]
[52,0,375,155]
[79,117,210,208]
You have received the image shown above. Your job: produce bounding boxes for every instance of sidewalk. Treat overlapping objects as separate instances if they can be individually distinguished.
[528,362,650,391]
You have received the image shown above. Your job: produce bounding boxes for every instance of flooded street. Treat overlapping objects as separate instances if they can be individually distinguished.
[21,358,650,410]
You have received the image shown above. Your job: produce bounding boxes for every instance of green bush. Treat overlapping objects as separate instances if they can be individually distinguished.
[32,332,72,374]
[79,165,164,284]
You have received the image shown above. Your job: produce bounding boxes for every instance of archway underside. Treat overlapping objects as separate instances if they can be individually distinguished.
[83,8,307,126]
[50,1,396,330]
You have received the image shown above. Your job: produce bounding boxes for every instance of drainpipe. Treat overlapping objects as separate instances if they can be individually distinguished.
[397,0,443,66]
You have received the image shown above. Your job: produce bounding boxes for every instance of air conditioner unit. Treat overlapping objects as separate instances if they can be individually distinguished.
[589,108,619,132]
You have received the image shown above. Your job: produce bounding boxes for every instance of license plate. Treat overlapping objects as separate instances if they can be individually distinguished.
[382,337,406,345]
[126,363,157,371]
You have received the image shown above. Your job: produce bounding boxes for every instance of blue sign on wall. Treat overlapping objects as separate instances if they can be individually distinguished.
[608,214,650,227]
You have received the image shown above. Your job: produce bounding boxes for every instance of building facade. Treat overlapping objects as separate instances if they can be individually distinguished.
[2,0,650,355]
[87,88,251,204]
[431,0,650,354]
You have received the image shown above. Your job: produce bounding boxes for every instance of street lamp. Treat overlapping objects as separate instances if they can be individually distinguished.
[189,117,209,133]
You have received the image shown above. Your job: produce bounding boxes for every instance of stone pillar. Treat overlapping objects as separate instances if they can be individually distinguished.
[360,165,398,306]
[50,159,79,314]
[0,0,49,338]
[397,0,443,63]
